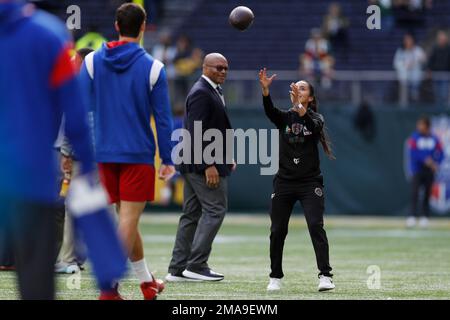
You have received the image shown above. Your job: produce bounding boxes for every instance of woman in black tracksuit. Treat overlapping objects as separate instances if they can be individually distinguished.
[258,68,335,292]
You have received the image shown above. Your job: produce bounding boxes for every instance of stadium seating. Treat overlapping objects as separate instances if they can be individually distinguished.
[174,0,450,70]
[50,0,450,71]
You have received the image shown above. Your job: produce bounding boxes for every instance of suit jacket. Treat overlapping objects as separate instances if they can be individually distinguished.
[177,77,233,177]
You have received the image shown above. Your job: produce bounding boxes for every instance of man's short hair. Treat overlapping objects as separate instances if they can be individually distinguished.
[116,3,146,38]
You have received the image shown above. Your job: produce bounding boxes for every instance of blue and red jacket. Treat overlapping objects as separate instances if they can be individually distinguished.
[0,4,127,287]
[408,131,444,174]
[79,41,174,165]
[0,2,94,202]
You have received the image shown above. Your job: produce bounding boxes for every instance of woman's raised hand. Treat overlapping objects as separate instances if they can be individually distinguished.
[289,83,301,106]
[259,68,276,96]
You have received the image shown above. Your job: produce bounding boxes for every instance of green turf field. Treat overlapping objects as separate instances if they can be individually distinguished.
[1,214,450,300]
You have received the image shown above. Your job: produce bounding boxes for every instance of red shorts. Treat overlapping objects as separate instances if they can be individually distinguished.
[98,163,155,204]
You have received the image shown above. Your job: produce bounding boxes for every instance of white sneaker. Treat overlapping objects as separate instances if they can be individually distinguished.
[55,262,80,274]
[406,216,417,228]
[419,217,429,228]
[267,278,282,291]
[165,273,201,282]
[318,275,335,292]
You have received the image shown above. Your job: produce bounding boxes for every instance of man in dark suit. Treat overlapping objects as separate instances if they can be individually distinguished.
[166,53,235,281]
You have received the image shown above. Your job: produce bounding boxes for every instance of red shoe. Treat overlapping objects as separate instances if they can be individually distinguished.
[140,278,164,300]
[99,284,124,300]
[151,273,165,293]
[155,278,165,293]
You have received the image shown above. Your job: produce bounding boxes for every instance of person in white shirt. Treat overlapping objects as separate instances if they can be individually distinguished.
[393,34,427,102]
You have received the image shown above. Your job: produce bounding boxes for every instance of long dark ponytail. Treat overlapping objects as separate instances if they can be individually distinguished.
[304,81,335,160]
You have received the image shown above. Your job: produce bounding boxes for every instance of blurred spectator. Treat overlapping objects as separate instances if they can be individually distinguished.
[173,35,203,104]
[406,115,443,228]
[392,0,432,33]
[321,2,349,56]
[300,28,335,89]
[54,48,95,275]
[393,34,426,102]
[75,25,107,51]
[353,101,376,142]
[152,31,177,80]
[427,30,450,107]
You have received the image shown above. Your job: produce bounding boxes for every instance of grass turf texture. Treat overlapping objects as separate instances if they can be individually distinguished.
[1,214,450,300]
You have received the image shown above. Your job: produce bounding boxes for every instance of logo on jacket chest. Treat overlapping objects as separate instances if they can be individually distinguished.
[417,137,436,150]
[288,122,312,136]
[285,123,311,144]
[291,123,303,135]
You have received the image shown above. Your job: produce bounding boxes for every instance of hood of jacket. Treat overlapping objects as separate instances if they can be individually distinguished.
[100,41,146,73]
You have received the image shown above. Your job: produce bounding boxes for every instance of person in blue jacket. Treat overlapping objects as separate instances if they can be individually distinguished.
[0,0,126,299]
[79,2,175,300]
[0,0,94,299]
[407,116,444,228]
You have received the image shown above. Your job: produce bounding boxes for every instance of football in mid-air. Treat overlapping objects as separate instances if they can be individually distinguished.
[229,6,254,31]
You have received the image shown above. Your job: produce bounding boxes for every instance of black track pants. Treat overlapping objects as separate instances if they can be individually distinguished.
[269,176,332,279]
[410,169,434,217]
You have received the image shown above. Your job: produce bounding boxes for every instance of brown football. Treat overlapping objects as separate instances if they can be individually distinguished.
[229,6,254,31]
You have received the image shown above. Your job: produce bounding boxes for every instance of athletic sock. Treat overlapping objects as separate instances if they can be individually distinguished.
[131,258,153,283]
